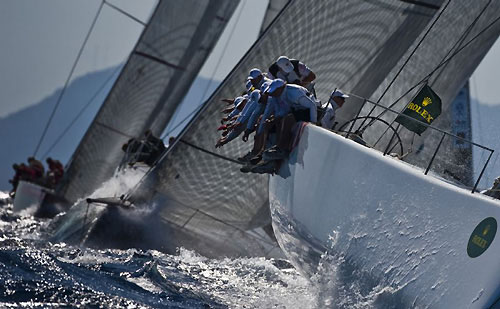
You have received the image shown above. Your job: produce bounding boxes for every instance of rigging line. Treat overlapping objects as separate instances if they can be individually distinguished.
[429,0,493,86]
[95,121,135,139]
[425,14,500,84]
[344,91,494,151]
[355,0,452,132]
[161,103,204,139]
[368,0,493,127]
[157,193,277,247]
[373,12,500,120]
[179,139,244,165]
[376,0,451,103]
[41,66,122,160]
[33,1,105,157]
[161,0,246,140]
[103,0,147,26]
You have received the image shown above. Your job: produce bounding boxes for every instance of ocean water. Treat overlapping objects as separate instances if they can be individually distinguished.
[0,194,316,308]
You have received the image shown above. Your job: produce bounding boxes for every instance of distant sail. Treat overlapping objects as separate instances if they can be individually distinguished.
[450,83,473,185]
[131,0,449,256]
[57,0,239,204]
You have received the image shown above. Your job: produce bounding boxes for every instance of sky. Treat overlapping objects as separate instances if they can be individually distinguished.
[470,36,500,106]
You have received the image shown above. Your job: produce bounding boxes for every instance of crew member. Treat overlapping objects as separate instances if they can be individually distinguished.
[27,157,45,184]
[268,56,316,88]
[46,157,64,187]
[482,176,500,199]
[320,90,349,130]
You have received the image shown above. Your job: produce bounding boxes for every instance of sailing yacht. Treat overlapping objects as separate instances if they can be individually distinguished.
[264,0,500,307]
[21,0,499,305]
[126,0,498,306]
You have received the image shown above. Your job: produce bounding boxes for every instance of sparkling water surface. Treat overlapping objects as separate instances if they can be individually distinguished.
[0,194,315,308]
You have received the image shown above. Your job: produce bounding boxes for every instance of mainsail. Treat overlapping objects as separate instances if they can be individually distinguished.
[130,0,450,256]
[57,0,239,204]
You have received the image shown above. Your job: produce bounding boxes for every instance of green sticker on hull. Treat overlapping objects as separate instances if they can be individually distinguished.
[467,217,497,258]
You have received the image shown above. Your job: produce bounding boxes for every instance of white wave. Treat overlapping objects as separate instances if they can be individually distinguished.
[89,167,146,199]
[154,248,316,309]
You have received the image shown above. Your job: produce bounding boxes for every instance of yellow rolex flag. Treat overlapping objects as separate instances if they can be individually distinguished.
[395,85,442,135]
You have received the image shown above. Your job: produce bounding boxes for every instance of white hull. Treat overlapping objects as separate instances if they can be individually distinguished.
[269,125,500,308]
[13,181,49,213]
[13,180,68,217]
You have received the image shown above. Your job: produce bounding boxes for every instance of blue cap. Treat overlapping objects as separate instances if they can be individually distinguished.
[247,68,262,80]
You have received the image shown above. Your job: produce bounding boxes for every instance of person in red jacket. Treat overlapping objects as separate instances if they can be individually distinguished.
[9,163,37,195]
[46,157,64,188]
[27,157,45,185]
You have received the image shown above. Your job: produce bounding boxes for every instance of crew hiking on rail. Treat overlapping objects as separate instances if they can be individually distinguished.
[215,55,349,174]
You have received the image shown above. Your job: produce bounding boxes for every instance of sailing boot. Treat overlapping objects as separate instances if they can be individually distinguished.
[263,147,288,161]
[250,160,276,174]
[237,151,255,163]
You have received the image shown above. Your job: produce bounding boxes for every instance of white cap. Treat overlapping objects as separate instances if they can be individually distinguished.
[245,80,253,91]
[247,68,262,80]
[265,78,286,94]
[331,90,349,98]
[276,56,294,74]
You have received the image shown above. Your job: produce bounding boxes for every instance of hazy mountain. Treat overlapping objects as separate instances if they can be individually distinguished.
[0,65,220,191]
